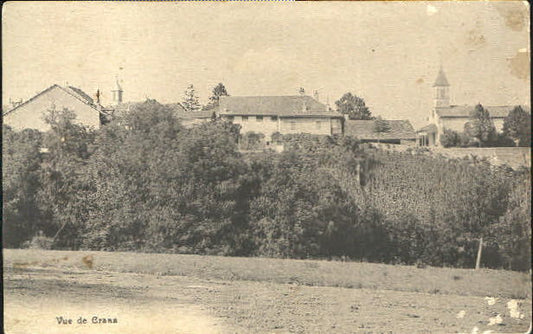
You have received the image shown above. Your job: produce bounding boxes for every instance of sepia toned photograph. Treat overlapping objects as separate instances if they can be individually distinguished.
[2,1,531,333]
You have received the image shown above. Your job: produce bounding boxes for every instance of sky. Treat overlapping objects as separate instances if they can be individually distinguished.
[2,1,530,128]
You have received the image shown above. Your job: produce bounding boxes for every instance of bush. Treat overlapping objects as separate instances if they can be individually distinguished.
[23,233,54,250]
[240,131,265,150]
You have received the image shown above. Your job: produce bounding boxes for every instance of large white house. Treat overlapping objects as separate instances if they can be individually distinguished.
[3,84,112,132]
[218,95,344,142]
[417,68,530,146]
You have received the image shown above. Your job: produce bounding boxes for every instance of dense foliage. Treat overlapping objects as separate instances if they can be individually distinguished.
[2,126,43,247]
[335,92,373,120]
[205,83,229,110]
[3,101,530,271]
[502,106,531,147]
[441,104,530,148]
[240,132,265,150]
[464,104,497,146]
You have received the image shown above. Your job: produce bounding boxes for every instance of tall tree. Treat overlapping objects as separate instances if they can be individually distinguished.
[205,83,229,110]
[373,116,391,143]
[502,106,531,147]
[2,126,43,247]
[38,108,96,249]
[335,93,373,120]
[182,84,201,112]
[464,104,496,147]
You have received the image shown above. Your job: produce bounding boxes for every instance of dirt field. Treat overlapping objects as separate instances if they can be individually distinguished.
[3,249,532,334]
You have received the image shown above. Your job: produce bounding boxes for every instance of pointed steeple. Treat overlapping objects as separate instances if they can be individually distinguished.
[433,67,450,87]
[433,66,450,108]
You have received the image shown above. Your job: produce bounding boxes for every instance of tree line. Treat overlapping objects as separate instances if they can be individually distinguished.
[3,100,530,270]
[440,104,530,147]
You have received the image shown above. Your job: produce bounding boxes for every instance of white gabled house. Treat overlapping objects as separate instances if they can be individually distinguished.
[3,84,109,132]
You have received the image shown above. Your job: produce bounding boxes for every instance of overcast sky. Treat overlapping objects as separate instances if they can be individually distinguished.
[2,1,530,128]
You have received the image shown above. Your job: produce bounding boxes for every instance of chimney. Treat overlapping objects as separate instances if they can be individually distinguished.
[313,90,319,102]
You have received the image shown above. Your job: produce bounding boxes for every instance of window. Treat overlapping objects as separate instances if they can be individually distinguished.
[270,116,277,121]
[226,116,234,121]
[242,116,248,122]
[316,121,322,129]
[256,116,263,122]
[290,121,296,130]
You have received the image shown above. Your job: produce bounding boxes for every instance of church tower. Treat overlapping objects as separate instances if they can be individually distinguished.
[433,67,450,108]
[111,77,123,105]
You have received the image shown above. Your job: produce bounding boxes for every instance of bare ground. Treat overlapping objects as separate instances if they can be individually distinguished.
[3,249,532,334]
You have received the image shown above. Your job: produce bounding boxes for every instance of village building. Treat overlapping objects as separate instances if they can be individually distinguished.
[417,68,530,146]
[167,103,215,128]
[344,119,417,145]
[218,94,343,142]
[3,84,109,132]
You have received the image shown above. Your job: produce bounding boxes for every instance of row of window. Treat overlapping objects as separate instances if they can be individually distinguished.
[226,115,276,122]
[225,116,329,130]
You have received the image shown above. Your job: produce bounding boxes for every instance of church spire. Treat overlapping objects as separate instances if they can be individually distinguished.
[433,66,450,87]
[433,67,450,108]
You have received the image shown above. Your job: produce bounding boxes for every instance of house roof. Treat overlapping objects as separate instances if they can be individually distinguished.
[107,101,144,113]
[417,123,438,133]
[166,103,215,120]
[436,105,530,118]
[65,86,94,105]
[345,119,417,140]
[103,101,214,121]
[2,84,99,116]
[433,68,450,87]
[218,95,341,118]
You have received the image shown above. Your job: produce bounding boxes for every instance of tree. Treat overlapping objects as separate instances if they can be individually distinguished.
[38,108,96,249]
[440,129,473,147]
[335,92,373,120]
[82,100,185,251]
[241,131,265,150]
[2,126,43,247]
[440,128,461,147]
[491,172,531,270]
[502,106,531,147]
[373,117,391,143]
[464,104,496,147]
[182,84,201,112]
[205,83,229,110]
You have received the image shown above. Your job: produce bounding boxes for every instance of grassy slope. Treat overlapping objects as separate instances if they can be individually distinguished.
[4,249,531,299]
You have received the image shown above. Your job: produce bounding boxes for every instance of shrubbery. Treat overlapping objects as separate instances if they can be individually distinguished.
[440,104,530,148]
[3,101,530,271]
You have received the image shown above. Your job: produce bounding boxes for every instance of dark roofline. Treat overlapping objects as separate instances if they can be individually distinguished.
[220,95,319,99]
[3,84,100,117]
[439,115,507,119]
[60,86,99,110]
[437,104,531,109]
[3,84,60,116]
[219,113,343,119]
[436,104,530,118]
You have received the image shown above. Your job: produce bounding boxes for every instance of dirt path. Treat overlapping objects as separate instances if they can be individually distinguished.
[4,267,229,334]
[4,259,532,333]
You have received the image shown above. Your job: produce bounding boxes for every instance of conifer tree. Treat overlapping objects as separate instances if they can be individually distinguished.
[182,84,201,112]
